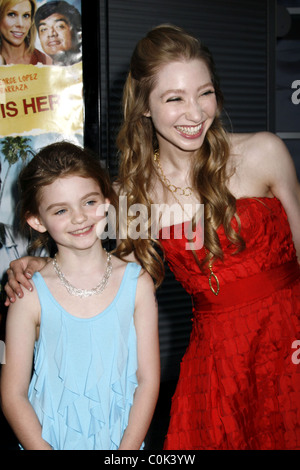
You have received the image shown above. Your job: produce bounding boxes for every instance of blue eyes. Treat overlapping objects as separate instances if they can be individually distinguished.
[54,201,97,215]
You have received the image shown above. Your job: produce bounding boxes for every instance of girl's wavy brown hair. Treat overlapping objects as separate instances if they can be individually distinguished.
[116,24,244,287]
[19,141,117,254]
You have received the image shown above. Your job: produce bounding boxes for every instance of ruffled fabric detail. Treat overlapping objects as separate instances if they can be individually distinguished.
[109,317,140,449]
[159,197,300,450]
[28,264,141,450]
[29,334,58,449]
[160,197,297,296]
[84,332,106,445]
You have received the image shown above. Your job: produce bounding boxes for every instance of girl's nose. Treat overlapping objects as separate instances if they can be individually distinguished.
[185,100,203,122]
[71,209,87,224]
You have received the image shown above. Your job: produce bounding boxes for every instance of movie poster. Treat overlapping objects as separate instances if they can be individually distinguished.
[0,0,83,301]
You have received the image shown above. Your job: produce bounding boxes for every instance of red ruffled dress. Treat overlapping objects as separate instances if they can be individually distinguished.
[159,197,300,450]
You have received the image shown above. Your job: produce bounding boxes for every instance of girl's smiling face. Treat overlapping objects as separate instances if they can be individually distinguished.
[28,175,109,252]
[146,59,217,156]
[0,1,32,47]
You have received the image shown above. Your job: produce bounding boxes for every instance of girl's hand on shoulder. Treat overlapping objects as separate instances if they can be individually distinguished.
[4,256,50,306]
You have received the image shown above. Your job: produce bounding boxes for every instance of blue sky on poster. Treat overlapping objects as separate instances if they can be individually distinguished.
[1,132,83,224]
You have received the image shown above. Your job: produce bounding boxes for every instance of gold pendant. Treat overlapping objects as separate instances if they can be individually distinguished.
[209,271,220,296]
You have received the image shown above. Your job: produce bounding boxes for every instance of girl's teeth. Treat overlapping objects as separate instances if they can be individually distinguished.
[176,124,202,135]
[73,227,90,234]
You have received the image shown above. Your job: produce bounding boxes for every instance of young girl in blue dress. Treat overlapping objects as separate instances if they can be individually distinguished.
[0,142,160,450]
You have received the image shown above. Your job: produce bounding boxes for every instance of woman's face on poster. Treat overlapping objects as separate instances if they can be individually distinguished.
[0,1,32,46]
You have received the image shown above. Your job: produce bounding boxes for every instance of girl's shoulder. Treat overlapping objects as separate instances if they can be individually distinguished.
[227,132,288,198]
[135,267,155,303]
[229,131,283,159]
[8,279,41,326]
[111,254,134,276]
[229,131,288,173]
[110,254,154,293]
[110,255,143,288]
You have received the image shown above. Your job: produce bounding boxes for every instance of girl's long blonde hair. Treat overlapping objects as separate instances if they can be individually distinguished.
[116,24,244,287]
[0,0,37,54]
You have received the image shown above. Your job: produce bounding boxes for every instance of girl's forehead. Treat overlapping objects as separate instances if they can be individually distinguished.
[151,59,212,92]
[56,174,100,183]
[39,175,103,198]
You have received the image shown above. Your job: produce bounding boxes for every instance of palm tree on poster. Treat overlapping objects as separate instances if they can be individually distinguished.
[0,136,35,208]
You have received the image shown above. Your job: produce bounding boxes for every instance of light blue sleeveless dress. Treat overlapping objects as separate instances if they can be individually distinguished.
[28,262,142,450]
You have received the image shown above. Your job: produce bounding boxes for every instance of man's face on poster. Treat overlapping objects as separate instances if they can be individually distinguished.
[38,13,73,58]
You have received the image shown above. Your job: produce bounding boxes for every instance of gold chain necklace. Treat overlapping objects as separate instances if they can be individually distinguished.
[154,150,193,196]
[53,249,112,298]
[205,249,220,296]
[154,151,220,296]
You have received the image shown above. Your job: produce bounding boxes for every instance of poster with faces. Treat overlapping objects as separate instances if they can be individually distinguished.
[0,0,83,287]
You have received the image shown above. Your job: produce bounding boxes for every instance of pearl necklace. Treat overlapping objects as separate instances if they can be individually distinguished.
[53,249,112,298]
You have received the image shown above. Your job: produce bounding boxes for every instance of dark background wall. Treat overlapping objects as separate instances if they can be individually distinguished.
[276,0,300,177]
